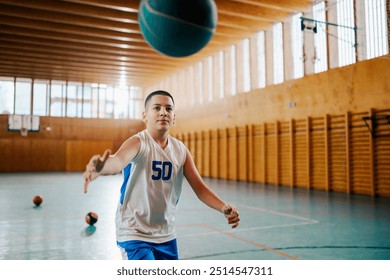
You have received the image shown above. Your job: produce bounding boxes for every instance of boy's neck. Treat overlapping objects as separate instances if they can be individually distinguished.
[147,128,169,149]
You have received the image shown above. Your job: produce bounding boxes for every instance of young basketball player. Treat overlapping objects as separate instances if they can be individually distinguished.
[83,90,240,260]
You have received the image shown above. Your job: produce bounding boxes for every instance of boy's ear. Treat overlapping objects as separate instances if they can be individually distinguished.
[142,111,147,123]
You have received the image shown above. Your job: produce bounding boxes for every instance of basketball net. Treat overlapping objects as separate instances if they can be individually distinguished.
[20,127,28,137]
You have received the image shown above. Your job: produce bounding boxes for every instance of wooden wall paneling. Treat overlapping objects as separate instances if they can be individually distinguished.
[189,132,196,168]
[74,140,113,172]
[262,123,266,183]
[265,123,276,184]
[310,117,326,191]
[324,115,330,191]
[290,119,294,188]
[0,115,145,172]
[218,128,228,179]
[66,140,83,171]
[306,117,311,189]
[368,109,376,196]
[195,131,203,175]
[345,112,351,193]
[328,114,348,193]
[350,111,372,195]
[202,130,211,177]
[0,139,13,172]
[227,127,238,180]
[182,132,189,149]
[46,140,67,171]
[375,109,390,197]
[237,125,248,181]
[275,121,280,186]
[252,124,263,183]
[210,129,219,178]
[278,121,290,187]
[12,138,32,171]
[31,139,65,171]
[247,125,254,182]
[293,119,307,188]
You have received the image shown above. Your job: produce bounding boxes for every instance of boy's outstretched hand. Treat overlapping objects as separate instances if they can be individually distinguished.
[83,149,111,193]
[222,204,240,229]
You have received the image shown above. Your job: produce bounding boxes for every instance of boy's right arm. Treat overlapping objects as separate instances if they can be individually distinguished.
[83,136,141,193]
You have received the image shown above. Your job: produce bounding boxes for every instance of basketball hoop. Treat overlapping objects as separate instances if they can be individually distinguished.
[20,127,28,137]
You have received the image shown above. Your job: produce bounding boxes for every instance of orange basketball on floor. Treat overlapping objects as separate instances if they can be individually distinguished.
[33,195,43,206]
[85,211,98,226]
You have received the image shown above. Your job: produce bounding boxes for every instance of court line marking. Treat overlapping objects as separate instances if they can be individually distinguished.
[180,221,317,237]
[238,204,319,223]
[179,204,319,236]
[200,224,300,260]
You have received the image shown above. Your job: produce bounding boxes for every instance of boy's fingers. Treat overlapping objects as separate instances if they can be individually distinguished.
[96,150,111,172]
[222,205,233,215]
[101,149,111,162]
[222,205,240,229]
[84,178,89,193]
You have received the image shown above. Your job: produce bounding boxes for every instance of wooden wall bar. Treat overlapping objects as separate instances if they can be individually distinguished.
[375,109,390,197]
[0,115,145,172]
[174,108,390,198]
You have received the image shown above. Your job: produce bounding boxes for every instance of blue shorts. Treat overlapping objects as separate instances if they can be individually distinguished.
[117,239,179,260]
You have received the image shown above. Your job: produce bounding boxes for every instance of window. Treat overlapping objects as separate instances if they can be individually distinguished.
[207,56,213,101]
[337,0,356,66]
[292,13,304,78]
[15,78,32,115]
[230,45,237,95]
[98,84,107,118]
[313,1,328,73]
[33,80,48,116]
[106,86,114,119]
[243,38,251,92]
[114,86,129,119]
[197,62,203,103]
[129,86,142,119]
[365,0,389,59]
[91,84,99,118]
[256,31,266,88]
[0,76,142,120]
[218,51,224,99]
[273,22,284,84]
[76,84,83,118]
[50,81,65,117]
[67,83,78,117]
[0,77,14,114]
[83,84,92,118]
[187,66,195,105]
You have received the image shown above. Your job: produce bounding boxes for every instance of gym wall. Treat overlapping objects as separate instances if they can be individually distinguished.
[0,116,145,172]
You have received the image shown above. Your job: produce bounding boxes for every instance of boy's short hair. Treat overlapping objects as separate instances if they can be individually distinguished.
[144,90,175,108]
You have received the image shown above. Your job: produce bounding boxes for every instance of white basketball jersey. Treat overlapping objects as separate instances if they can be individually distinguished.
[115,130,187,243]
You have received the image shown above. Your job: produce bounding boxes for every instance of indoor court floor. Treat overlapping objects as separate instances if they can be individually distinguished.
[0,172,389,260]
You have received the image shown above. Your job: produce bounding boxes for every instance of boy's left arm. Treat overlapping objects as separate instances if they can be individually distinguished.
[183,148,240,228]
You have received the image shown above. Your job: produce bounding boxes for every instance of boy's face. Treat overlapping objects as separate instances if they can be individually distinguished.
[143,95,175,132]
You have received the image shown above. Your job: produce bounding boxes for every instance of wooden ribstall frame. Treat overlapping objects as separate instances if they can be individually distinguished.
[210,130,219,178]
[278,120,291,187]
[202,130,211,178]
[237,125,248,181]
[328,114,347,193]
[252,124,265,183]
[293,118,308,188]
[172,107,389,198]
[218,128,228,179]
[265,123,276,185]
[350,111,372,195]
[310,116,326,191]
[227,127,238,181]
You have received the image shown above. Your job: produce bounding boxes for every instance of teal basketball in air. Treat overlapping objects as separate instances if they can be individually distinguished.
[138,0,218,57]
